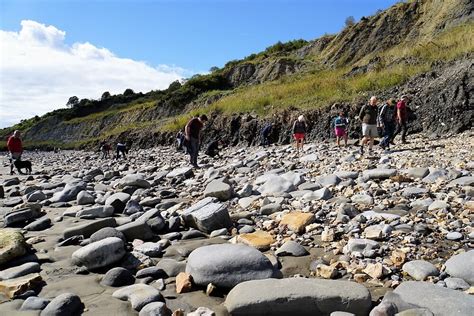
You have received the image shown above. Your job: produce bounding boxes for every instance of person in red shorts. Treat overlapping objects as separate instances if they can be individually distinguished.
[292,115,307,153]
[332,111,349,147]
[7,130,23,175]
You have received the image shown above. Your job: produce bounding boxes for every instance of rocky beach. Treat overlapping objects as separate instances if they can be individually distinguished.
[0,131,473,315]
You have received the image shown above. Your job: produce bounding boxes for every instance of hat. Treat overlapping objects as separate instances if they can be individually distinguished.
[400,95,408,99]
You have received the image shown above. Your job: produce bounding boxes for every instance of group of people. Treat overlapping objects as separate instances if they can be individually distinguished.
[99,141,128,159]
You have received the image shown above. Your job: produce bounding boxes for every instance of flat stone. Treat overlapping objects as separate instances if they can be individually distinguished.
[62,217,117,239]
[119,174,151,188]
[116,221,154,241]
[185,244,275,288]
[428,200,449,211]
[112,284,163,311]
[362,169,397,180]
[402,260,439,281]
[395,308,433,316]
[71,237,125,270]
[448,176,474,187]
[351,194,374,205]
[136,267,166,279]
[260,203,282,215]
[382,281,474,316]
[334,171,359,179]
[446,232,463,240]
[134,242,162,257]
[76,205,114,218]
[105,192,131,213]
[405,168,429,179]
[24,216,51,231]
[402,187,429,198]
[166,167,193,178]
[275,240,308,257]
[4,207,41,227]
[0,273,42,298]
[445,250,474,285]
[302,187,331,201]
[344,239,380,257]
[259,175,295,196]
[90,227,126,243]
[225,278,371,316]
[280,212,314,233]
[444,277,470,290]
[27,191,47,202]
[237,230,275,251]
[0,229,27,265]
[316,174,341,187]
[49,181,86,203]
[2,197,23,207]
[156,259,186,277]
[0,262,40,280]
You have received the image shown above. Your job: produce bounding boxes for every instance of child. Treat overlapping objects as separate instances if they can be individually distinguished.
[333,111,349,146]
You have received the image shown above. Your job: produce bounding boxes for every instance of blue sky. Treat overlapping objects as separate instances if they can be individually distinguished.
[0,0,399,127]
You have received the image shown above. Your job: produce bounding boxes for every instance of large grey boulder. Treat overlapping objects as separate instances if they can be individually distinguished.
[76,190,95,205]
[24,216,51,231]
[275,240,308,257]
[381,281,474,315]
[182,199,232,233]
[62,217,116,239]
[4,207,42,227]
[402,260,439,281]
[204,179,233,201]
[0,229,27,265]
[116,221,154,241]
[139,302,171,316]
[225,278,371,316]
[112,284,163,311]
[362,169,397,180]
[49,181,86,203]
[71,237,125,270]
[185,244,275,288]
[259,175,295,196]
[445,250,474,285]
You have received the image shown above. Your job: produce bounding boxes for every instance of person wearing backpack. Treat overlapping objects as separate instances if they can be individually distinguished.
[358,96,379,155]
[392,95,409,144]
[292,115,307,153]
[332,111,349,147]
[378,98,397,150]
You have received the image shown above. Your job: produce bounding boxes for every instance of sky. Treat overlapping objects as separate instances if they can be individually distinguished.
[0,0,399,128]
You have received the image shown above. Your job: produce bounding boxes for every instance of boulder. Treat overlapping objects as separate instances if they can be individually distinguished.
[0,229,27,265]
[259,176,295,196]
[0,273,43,298]
[138,302,172,316]
[119,174,151,188]
[156,259,186,277]
[351,194,374,205]
[225,278,371,316]
[204,179,233,201]
[185,244,275,288]
[116,221,154,241]
[4,207,42,227]
[280,212,314,233]
[275,240,308,257]
[76,205,114,218]
[302,187,331,201]
[71,237,125,270]
[0,262,40,280]
[362,169,397,180]
[402,260,439,281]
[20,296,51,311]
[101,267,135,287]
[166,167,193,178]
[105,192,131,213]
[76,190,95,205]
[444,250,474,285]
[405,168,429,179]
[49,181,86,203]
[316,174,341,187]
[382,281,474,315]
[237,230,275,251]
[182,200,232,233]
[24,216,51,231]
[40,293,84,316]
[90,227,126,243]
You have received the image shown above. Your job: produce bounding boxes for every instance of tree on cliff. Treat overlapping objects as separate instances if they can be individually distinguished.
[66,96,79,108]
[101,91,111,100]
[123,88,134,96]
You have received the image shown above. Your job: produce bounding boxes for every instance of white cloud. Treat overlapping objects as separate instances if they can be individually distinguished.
[0,20,191,127]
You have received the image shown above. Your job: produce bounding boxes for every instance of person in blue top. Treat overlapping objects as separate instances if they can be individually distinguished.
[332,111,349,147]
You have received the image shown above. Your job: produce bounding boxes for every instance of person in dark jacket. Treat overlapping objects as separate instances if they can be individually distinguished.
[392,95,409,144]
[260,122,272,146]
[378,98,397,150]
[205,139,222,158]
[292,115,307,153]
[185,114,208,167]
[116,142,127,159]
[358,96,379,155]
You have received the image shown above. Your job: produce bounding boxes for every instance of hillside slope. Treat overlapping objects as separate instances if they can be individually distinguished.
[1,0,473,149]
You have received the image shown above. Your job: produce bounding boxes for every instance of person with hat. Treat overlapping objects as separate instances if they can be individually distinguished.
[358,96,379,155]
[392,95,409,144]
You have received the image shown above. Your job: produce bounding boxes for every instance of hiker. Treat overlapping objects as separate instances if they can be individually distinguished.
[378,98,397,150]
[116,142,127,159]
[261,122,272,146]
[7,130,23,175]
[359,96,379,155]
[205,139,222,158]
[292,115,307,153]
[185,114,208,167]
[176,130,185,152]
[100,141,110,159]
[332,111,349,147]
[392,95,409,144]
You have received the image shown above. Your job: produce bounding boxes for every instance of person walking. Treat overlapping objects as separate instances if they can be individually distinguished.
[392,95,409,144]
[378,98,397,150]
[358,96,379,155]
[185,114,208,167]
[7,130,23,175]
[116,142,127,159]
[292,115,307,153]
[260,122,272,147]
[332,111,349,147]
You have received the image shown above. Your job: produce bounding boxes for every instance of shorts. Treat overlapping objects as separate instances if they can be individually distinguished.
[362,124,378,137]
[335,127,346,137]
[293,133,305,141]
[10,152,22,160]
